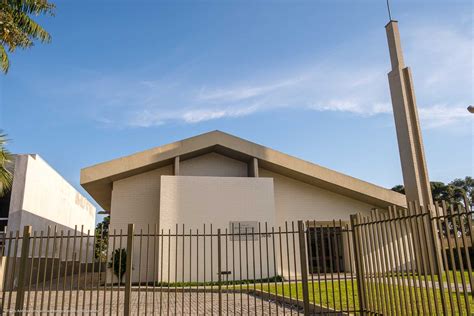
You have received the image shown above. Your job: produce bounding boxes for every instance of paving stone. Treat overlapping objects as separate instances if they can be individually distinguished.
[3,290,303,315]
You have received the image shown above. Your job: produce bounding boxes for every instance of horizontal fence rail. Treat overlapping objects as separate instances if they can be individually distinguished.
[0,203,472,315]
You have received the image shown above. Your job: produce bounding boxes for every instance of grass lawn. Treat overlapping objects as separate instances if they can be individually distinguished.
[408,270,472,285]
[265,280,358,312]
[260,279,473,315]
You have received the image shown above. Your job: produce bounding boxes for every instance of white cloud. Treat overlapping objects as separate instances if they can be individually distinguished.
[310,100,391,116]
[126,104,261,127]
[182,105,259,123]
[197,78,302,102]
[404,24,472,105]
[418,105,472,128]
[51,20,472,131]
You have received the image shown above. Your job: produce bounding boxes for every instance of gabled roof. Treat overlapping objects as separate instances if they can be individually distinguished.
[80,130,406,211]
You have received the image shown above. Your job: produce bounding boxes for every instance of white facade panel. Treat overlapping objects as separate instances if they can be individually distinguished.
[156,175,276,282]
[160,175,274,230]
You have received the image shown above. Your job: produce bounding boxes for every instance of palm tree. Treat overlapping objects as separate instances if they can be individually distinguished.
[0,132,12,197]
[0,0,55,73]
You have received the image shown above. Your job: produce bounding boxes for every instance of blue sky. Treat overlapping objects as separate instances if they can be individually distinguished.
[1,0,472,213]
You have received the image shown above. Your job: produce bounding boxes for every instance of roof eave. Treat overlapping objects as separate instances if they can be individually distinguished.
[80,130,407,211]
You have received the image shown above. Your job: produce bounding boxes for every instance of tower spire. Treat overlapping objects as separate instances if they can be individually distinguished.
[385,20,433,207]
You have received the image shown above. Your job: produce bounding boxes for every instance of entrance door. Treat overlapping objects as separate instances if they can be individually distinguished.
[307,226,344,273]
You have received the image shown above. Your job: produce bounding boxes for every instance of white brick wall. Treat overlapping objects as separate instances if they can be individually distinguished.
[159,175,276,282]
[160,175,275,231]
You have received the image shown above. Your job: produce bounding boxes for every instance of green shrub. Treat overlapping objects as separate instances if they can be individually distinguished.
[109,248,127,284]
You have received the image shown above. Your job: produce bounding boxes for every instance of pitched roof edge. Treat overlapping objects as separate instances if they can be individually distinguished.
[81,130,406,210]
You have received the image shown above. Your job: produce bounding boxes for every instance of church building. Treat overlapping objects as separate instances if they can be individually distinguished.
[81,130,405,281]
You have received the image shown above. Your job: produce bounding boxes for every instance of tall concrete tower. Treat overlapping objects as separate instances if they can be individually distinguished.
[385,20,433,206]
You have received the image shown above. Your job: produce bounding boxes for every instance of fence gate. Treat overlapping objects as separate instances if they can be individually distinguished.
[351,202,473,315]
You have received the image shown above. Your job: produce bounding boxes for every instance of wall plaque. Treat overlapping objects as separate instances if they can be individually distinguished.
[229,221,259,241]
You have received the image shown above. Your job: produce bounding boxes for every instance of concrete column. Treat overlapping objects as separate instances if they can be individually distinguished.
[386,20,432,207]
[174,156,180,176]
[248,157,259,177]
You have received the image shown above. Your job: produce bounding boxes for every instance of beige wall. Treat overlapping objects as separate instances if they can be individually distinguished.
[109,152,248,232]
[259,168,376,226]
[111,163,377,232]
[106,155,387,283]
[110,165,172,233]
[259,168,378,276]
[180,152,248,177]
[108,165,172,284]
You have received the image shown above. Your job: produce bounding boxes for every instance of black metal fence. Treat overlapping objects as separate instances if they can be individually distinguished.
[0,203,472,315]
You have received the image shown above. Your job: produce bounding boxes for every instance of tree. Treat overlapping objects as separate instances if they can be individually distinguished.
[0,132,12,197]
[450,176,474,205]
[0,0,55,73]
[391,176,473,208]
[391,185,404,195]
[94,215,109,261]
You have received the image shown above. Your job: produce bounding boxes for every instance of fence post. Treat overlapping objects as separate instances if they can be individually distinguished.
[350,214,366,314]
[124,224,134,316]
[217,228,222,316]
[297,220,310,316]
[15,225,32,315]
[426,204,448,314]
